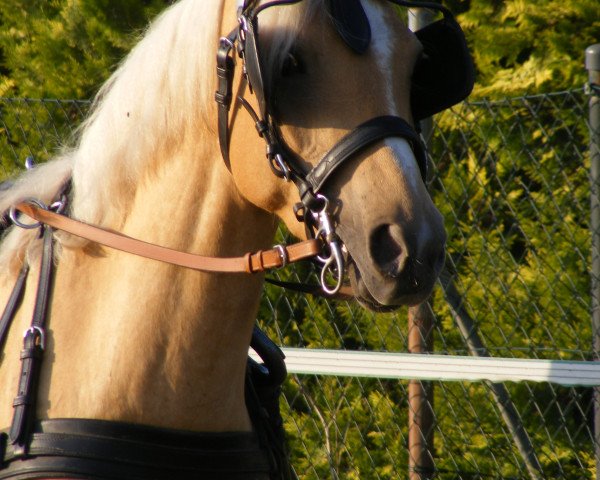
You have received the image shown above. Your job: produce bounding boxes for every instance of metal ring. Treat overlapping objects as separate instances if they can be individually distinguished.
[9,198,47,230]
[313,194,329,215]
[219,36,235,50]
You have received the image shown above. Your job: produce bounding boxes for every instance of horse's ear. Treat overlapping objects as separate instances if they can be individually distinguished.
[326,0,371,54]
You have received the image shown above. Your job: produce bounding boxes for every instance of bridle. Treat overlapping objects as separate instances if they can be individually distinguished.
[215,0,472,294]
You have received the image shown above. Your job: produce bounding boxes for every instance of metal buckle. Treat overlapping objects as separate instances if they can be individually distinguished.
[238,15,249,43]
[274,244,289,269]
[23,326,45,350]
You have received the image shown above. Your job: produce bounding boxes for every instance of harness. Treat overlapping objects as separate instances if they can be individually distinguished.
[0,0,473,478]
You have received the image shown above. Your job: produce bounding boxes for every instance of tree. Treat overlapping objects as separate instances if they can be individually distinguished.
[0,0,170,98]
[457,0,600,96]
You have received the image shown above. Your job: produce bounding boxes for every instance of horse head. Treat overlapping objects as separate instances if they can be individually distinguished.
[222,0,473,308]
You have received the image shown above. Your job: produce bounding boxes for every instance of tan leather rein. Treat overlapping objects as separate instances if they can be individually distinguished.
[14,202,321,274]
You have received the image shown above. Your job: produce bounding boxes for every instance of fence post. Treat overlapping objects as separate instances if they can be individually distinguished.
[587,43,600,480]
[408,8,435,480]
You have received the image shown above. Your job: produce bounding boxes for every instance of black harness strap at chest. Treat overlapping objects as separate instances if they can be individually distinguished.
[1,419,272,480]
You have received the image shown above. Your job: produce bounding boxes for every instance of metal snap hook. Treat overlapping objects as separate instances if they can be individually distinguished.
[320,240,344,295]
[310,194,345,294]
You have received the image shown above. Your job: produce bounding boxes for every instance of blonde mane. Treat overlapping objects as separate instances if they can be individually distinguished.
[0,0,319,273]
[0,0,223,270]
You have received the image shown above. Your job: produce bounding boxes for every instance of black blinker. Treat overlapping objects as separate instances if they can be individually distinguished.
[411,15,475,121]
[326,0,371,54]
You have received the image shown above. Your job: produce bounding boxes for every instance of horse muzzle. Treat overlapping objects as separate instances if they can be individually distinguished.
[342,220,446,309]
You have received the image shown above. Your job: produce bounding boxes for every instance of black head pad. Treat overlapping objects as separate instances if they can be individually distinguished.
[410,12,475,121]
[326,0,371,54]
[242,15,269,119]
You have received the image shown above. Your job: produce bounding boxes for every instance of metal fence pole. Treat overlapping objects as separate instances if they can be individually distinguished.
[440,271,544,479]
[587,43,600,480]
[408,9,435,480]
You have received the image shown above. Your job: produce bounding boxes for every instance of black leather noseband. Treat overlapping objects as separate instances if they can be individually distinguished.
[303,115,427,198]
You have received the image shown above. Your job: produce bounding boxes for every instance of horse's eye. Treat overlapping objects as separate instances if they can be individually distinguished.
[281,52,304,77]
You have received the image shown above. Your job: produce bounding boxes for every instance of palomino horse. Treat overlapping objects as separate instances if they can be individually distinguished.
[0,0,473,478]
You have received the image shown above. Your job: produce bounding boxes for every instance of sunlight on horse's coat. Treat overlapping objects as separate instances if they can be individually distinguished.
[0,0,446,441]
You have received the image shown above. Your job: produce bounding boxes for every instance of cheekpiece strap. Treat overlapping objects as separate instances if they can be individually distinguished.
[215,28,239,165]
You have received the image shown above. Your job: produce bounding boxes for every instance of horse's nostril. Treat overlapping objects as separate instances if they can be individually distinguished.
[370,224,406,276]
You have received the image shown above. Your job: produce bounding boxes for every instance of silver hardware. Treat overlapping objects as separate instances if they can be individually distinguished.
[238,15,249,43]
[219,36,235,50]
[274,154,291,181]
[50,199,66,214]
[23,326,46,350]
[274,244,289,269]
[9,198,47,230]
[319,240,344,295]
[312,194,344,295]
[25,156,36,170]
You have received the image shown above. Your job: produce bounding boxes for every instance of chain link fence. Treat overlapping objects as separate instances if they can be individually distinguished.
[0,89,597,479]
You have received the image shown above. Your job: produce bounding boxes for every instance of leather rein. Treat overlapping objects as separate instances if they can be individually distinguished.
[10,201,321,275]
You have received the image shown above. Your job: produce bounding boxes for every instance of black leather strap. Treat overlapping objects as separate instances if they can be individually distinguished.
[1,419,271,480]
[242,16,269,120]
[304,115,427,196]
[215,29,238,165]
[9,226,55,454]
[0,264,29,352]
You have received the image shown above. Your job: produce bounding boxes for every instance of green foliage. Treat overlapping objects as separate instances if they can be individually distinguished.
[0,97,89,178]
[0,0,170,98]
[457,0,600,96]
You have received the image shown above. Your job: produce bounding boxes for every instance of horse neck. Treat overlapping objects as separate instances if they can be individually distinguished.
[44,145,277,431]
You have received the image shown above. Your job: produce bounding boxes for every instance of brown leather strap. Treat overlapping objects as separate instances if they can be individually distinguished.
[15,203,321,274]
